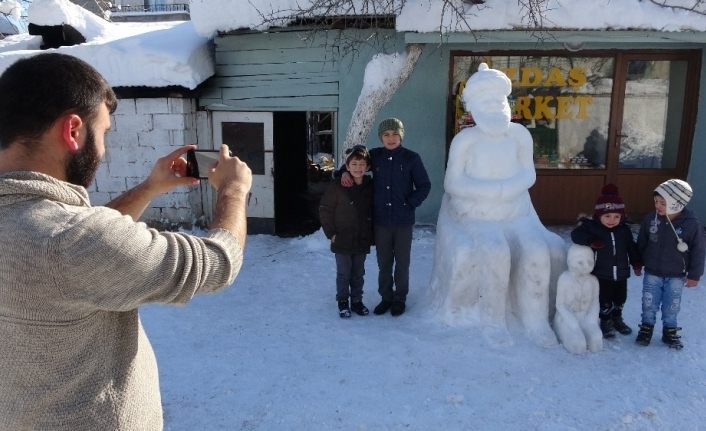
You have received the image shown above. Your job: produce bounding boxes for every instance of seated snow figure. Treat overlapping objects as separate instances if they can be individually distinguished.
[429,63,566,347]
[554,244,603,354]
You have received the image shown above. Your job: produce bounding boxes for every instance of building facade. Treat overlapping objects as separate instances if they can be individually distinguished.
[195,27,706,234]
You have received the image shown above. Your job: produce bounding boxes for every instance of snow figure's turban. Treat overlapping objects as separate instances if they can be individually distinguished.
[465,63,512,97]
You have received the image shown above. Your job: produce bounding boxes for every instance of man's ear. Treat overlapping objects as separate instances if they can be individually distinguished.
[61,114,83,152]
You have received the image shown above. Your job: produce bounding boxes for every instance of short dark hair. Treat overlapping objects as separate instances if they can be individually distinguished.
[344,145,370,164]
[0,53,118,149]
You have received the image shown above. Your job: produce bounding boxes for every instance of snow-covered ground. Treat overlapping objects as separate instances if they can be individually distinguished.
[142,226,706,430]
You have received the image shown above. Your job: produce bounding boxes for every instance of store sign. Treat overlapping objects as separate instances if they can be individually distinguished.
[499,66,593,120]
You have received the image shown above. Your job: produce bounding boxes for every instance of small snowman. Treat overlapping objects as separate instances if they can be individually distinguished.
[553,244,603,354]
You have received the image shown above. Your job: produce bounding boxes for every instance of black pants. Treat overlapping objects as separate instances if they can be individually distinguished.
[374,224,413,303]
[598,278,628,318]
[335,253,366,302]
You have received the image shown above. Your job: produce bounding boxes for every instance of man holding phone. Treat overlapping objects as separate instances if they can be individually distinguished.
[0,53,252,430]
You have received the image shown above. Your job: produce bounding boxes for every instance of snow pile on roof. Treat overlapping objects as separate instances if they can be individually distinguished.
[28,0,112,39]
[190,0,397,37]
[190,0,706,36]
[398,0,706,33]
[0,0,214,89]
[0,0,21,20]
[0,0,25,35]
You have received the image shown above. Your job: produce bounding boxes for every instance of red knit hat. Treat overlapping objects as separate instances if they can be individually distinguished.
[593,183,625,219]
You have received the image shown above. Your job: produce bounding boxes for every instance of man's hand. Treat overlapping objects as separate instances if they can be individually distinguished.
[208,145,252,193]
[341,171,353,188]
[144,145,199,194]
[106,145,199,219]
[209,145,253,247]
[686,279,698,288]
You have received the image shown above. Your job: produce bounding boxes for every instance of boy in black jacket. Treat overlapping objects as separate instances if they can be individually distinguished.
[571,184,642,338]
[635,179,705,349]
[319,146,374,318]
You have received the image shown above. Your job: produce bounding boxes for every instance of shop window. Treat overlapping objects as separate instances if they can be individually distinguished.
[618,60,686,169]
[453,55,614,169]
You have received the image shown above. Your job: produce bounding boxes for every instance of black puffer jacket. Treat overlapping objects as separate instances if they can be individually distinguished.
[571,217,641,281]
[319,176,374,254]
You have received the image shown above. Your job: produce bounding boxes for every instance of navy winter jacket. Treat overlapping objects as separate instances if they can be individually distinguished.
[571,218,641,281]
[369,146,431,226]
[637,209,706,280]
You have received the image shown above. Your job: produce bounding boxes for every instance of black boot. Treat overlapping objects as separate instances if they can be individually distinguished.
[635,323,654,346]
[662,327,684,350]
[612,306,632,335]
[600,317,616,338]
[350,301,369,316]
[338,299,351,319]
[390,301,406,317]
[373,300,392,315]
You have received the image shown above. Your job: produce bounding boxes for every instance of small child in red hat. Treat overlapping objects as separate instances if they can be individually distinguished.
[571,184,642,338]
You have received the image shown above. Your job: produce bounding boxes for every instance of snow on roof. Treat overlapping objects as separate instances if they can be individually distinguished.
[190,0,706,37]
[0,0,213,89]
[1,0,705,90]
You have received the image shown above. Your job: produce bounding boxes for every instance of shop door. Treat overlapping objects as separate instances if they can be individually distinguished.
[212,111,274,220]
[609,53,699,221]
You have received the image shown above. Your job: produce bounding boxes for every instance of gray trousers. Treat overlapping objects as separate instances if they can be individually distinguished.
[335,253,367,302]
[375,224,413,303]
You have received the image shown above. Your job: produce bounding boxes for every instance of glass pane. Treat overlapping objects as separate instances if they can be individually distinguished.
[619,60,686,169]
[452,55,614,169]
[222,122,265,174]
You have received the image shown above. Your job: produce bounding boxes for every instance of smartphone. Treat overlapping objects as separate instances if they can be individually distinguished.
[185,149,220,179]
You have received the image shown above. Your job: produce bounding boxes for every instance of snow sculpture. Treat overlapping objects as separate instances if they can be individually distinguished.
[429,63,566,347]
[553,244,603,354]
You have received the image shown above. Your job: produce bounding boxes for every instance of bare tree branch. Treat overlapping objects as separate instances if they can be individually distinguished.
[646,0,706,15]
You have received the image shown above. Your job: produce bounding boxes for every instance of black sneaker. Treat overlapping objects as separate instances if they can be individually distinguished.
[351,301,369,316]
[338,299,351,319]
[635,323,654,346]
[390,301,406,317]
[613,316,633,335]
[612,307,632,335]
[600,318,616,338]
[373,300,392,315]
[662,327,683,350]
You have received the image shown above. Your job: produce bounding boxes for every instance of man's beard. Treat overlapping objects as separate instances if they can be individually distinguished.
[66,127,101,188]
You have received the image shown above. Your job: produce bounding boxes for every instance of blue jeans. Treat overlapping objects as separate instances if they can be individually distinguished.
[641,272,684,328]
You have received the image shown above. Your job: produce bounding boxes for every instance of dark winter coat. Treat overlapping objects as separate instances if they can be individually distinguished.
[571,217,641,281]
[319,176,374,255]
[637,208,706,280]
[369,146,431,226]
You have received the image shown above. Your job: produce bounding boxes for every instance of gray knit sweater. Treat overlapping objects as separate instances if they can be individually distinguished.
[0,172,243,430]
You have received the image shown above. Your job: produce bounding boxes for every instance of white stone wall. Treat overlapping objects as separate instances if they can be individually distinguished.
[88,97,206,228]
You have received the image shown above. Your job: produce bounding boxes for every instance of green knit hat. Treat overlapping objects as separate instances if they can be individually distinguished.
[378,117,404,141]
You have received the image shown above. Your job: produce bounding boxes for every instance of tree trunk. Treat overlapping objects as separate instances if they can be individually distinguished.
[342,43,424,153]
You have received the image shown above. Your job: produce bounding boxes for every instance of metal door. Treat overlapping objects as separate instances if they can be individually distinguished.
[212,111,274,219]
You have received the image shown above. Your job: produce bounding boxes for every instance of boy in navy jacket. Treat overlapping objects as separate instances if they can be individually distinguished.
[341,118,431,316]
[635,179,705,349]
